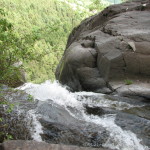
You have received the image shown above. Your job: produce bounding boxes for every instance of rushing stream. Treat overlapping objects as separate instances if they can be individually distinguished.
[15,80,150,150]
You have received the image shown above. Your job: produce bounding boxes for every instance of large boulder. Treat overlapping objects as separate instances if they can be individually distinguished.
[56,0,150,98]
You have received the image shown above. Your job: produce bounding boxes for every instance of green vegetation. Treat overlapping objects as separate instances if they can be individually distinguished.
[0,86,33,142]
[0,9,25,86]
[124,79,133,85]
[0,0,107,85]
[27,94,34,102]
[0,88,13,141]
[89,0,109,11]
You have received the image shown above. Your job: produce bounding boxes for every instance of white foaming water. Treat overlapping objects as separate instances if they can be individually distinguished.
[27,110,43,142]
[18,80,148,150]
[19,80,82,108]
[76,92,136,110]
[83,114,149,150]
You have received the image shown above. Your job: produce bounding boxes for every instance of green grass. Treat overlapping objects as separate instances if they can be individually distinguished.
[124,79,133,85]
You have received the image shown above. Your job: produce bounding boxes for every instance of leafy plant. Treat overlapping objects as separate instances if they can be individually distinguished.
[27,94,34,102]
[5,134,13,140]
[6,103,14,113]
[124,79,133,85]
[0,9,28,86]
[88,0,108,12]
[0,131,13,141]
[0,118,3,122]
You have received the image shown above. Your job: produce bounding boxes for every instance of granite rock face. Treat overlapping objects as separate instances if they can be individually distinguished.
[56,0,150,98]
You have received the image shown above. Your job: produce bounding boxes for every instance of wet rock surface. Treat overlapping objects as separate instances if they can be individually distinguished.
[86,105,150,147]
[55,0,150,99]
[0,87,35,142]
[37,100,109,147]
[85,94,150,147]
[0,83,150,149]
[0,88,109,148]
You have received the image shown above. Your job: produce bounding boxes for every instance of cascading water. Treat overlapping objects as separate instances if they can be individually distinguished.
[17,80,150,150]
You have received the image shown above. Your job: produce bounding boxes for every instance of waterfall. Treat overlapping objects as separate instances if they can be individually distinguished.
[17,80,149,150]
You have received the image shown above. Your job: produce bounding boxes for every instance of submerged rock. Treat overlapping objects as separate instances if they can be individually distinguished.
[1,82,149,149]
[37,100,109,147]
[85,105,150,147]
[84,93,150,148]
[56,0,150,99]
[0,87,109,148]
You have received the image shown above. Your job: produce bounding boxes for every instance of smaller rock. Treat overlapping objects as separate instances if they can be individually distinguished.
[128,41,136,52]
[110,80,150,100]
[81,40,95,48]
[117,84,150,100]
